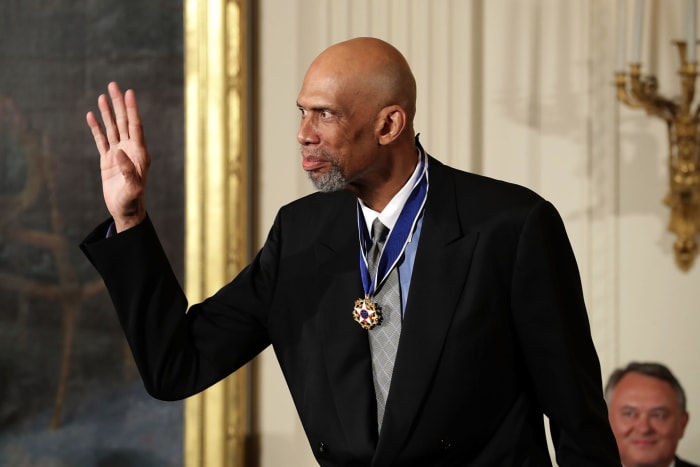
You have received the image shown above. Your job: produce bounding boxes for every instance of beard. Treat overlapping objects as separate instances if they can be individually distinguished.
[305,150,347,192]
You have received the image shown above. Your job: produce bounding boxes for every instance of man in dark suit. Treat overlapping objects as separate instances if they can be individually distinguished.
[82,37,620,466]
[606,362,699,467]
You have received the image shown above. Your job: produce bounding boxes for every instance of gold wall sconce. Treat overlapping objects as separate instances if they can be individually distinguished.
[615,0,700,271]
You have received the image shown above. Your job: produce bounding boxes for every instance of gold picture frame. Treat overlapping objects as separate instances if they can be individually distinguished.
[184,0,251,465]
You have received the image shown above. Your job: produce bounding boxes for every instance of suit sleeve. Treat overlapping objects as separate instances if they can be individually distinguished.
[509,200,620,466]
[80,215,275,400]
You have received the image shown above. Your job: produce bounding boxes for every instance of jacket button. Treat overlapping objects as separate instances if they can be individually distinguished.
[318,441,328,453]
[440,439,452,451]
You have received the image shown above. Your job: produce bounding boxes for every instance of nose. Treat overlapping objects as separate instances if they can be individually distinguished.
[633,415,654,434]
[297,115,319,145]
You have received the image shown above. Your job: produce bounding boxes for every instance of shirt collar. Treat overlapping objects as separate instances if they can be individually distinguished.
[359,148,422,233]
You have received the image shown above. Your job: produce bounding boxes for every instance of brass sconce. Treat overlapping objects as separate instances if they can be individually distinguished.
[616,47,700,271]
[615,1,700,271]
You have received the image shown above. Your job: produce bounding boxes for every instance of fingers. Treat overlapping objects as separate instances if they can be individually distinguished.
[124,89,144,145]
[86,111,109,155]
[92,81,133,145]
[87,81,146,159]
[108,82,130,141]
[97,91,119,145]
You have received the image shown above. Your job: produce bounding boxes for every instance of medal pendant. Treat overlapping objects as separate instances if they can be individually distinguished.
[352,296,382,330]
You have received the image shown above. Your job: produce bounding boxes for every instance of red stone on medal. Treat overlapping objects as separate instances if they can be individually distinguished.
[352,296,382,330]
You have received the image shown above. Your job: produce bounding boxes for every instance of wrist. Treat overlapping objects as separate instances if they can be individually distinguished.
[114,212,146,233]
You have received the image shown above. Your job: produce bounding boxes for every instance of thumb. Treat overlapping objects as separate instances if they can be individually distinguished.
[109,149,147,231]
[114,149,142,186]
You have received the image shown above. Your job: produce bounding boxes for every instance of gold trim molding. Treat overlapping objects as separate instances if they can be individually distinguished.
[184,0,250,466]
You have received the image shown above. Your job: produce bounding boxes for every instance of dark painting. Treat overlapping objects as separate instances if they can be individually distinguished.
[0,1,184,465]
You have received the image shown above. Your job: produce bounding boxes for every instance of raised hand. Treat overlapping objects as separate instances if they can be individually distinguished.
[86,82,150,232]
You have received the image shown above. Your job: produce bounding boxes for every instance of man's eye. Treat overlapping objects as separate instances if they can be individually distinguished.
[321,110,332,118]
[650,410,670,420]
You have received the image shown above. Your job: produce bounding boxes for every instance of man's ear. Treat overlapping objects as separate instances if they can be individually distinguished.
[375,105,406,145]
[680,411,690,438]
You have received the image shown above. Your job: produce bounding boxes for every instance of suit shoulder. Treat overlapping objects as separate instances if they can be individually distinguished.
[279,190,355,216]
[430,157,545,213]
[280,190,357,212]
[676,457,700,467]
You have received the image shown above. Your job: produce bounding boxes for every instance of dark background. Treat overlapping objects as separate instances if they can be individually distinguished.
[0,1,184,465]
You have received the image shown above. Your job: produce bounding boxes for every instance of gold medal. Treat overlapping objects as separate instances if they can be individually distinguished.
[352,296,383,330]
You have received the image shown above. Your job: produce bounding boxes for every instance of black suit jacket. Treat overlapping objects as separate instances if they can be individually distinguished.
[677,456,700,467]
[82,157,620,466]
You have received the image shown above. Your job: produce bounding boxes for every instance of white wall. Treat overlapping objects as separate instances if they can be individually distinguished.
[254,1,700,464]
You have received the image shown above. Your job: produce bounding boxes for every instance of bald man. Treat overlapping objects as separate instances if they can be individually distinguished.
[82,37,620,466]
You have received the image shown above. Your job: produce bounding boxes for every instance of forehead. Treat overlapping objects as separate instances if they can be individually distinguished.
[297,72,341,106]
[611,372,679,409]
[297,55,370,107]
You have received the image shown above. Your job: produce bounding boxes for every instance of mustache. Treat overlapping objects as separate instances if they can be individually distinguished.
[300,147,334,162]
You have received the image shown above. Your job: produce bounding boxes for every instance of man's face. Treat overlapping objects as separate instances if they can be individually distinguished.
[296,65,380,193]
[608,372,689,467]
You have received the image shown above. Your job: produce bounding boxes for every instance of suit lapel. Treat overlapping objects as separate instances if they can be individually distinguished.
[312,160,480,462]
[373,159,479,464]
[316,198,379,453]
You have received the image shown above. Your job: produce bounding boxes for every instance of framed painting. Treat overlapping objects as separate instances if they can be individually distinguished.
[1,2,185,465]
[1,1,253,465]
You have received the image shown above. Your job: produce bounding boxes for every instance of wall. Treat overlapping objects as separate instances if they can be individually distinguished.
[255,0,700,465]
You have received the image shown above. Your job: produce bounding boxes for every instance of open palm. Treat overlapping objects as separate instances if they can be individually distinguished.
[86,82,150,232]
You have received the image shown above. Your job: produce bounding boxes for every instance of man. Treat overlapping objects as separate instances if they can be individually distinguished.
[82,37,620,466]
[606,362,698,467]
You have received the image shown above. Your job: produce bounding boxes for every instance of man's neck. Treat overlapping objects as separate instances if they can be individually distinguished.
[355,146,421,212]
[358,147,424,231]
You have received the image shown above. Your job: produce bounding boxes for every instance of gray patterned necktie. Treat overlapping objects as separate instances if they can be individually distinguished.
[367,218,402,432]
